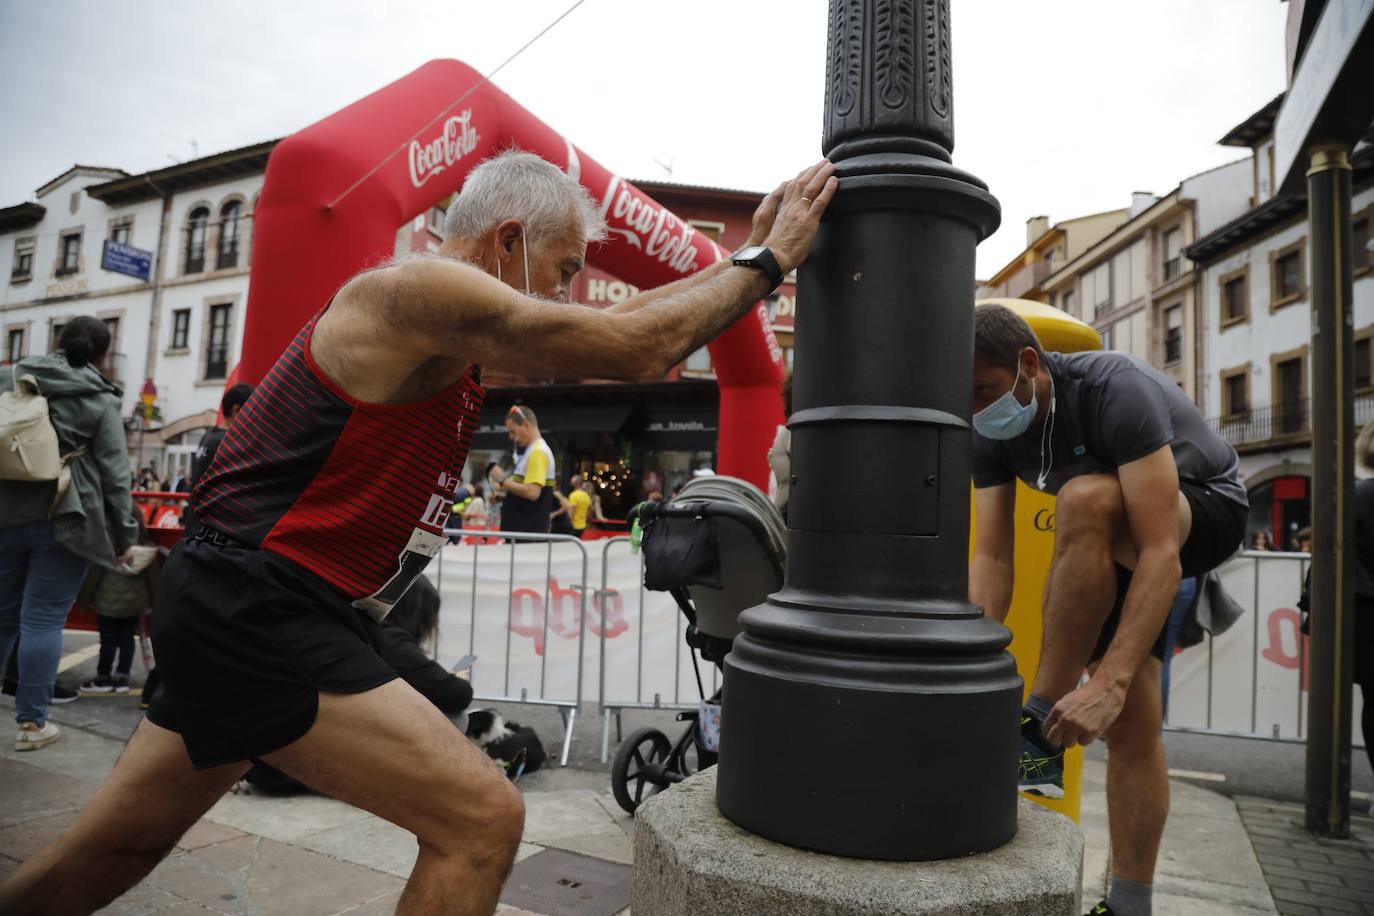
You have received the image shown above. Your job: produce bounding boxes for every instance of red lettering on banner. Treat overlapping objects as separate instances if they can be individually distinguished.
[507,577,630,656]
[1261,607,1310,691]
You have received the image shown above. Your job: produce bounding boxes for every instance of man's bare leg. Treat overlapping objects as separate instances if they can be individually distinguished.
[1031,475,1127,700]
[262,678,524,916]
[0,719,247,915]
[1102,657,1169,888]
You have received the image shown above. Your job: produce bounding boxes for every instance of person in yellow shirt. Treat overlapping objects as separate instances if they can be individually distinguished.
[496,406,557,534]
[567,475,592,539]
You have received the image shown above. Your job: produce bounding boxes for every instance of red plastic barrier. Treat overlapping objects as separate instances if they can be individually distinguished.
[240,60,783,488]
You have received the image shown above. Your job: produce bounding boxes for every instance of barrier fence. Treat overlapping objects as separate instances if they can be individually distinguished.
[429,533,1364,765]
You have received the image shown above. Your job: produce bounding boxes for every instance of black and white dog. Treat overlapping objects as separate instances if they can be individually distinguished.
[464,709,547,780]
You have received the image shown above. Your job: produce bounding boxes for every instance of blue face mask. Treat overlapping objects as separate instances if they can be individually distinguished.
[973,364,1037,440]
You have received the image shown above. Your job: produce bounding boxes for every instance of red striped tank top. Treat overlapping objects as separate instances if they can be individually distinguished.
[191,313,484,619]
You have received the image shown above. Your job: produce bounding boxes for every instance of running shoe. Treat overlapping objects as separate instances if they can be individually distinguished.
[1085,902,1114,916]
[50,684,79,704]
[81,675,116,695]
[1018,711,1065,799]
[15,721,61,751]
[111,676,131,695]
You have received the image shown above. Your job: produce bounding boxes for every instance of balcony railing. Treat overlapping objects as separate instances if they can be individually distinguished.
[1163,257,1182,282]
[1207,394,1374,448]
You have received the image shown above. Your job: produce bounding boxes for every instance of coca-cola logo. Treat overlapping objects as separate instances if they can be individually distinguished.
[598,176,707,275]
[409,111,480,188]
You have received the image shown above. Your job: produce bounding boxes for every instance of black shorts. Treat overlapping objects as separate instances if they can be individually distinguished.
[1089,481,1247,664]
[146,535,397,770]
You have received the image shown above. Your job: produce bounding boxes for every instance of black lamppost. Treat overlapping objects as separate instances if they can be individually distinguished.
[716,0,1018,861]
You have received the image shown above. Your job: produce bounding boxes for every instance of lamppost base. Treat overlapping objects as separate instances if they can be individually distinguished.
[635,766,1082,916]
[716,602,1022,861]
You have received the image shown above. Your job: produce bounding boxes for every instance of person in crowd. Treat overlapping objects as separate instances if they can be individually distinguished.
[1294,526,1313,554]
[0,152,836,916]
[179,383,254,532]
[768,371,793,516]
[566,474,592,539]
[1355,426,1374,816]
[497,405,557,535]
[484,462,506,530]
[549,488,575,536]
[2,647,79,706]
[590,480,609,523]
[968,304,1246,916]
[0,317,139,752]
[79,512,160,695]
[461,484,488,529]
[1250,529,1274,551]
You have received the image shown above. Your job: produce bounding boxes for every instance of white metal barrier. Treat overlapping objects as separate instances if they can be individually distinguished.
[423,534,1364,768]
[593,536,722,762]
[1165,549,1365,748]
[432,529,591,765]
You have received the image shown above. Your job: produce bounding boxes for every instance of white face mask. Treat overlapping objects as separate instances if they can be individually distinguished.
[495,224,531,295]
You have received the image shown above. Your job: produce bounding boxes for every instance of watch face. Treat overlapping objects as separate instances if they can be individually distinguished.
[734,246,766,261]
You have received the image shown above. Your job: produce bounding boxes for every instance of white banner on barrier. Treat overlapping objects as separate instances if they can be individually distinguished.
[1166,551,1364,747]
[425,537,713,709]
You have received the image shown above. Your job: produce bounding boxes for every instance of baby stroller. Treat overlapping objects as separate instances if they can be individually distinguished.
[609,476,787,814]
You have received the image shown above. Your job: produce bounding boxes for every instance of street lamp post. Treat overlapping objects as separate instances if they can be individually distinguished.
[715,0,1019,861]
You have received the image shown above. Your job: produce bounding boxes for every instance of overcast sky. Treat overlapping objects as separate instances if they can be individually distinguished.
[0,0,1289,277]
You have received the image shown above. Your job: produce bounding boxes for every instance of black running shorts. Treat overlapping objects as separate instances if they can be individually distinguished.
[146,534,398,769]
[1088,480,1247,664]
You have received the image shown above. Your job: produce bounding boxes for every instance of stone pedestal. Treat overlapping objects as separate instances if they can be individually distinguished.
[634,769,1082,916]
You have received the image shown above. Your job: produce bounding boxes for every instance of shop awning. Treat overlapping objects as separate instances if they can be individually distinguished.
[468,400,636,451]
[630,400,719,450]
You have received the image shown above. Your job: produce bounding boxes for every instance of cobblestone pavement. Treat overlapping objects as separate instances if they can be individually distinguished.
[1237,797,1374,915]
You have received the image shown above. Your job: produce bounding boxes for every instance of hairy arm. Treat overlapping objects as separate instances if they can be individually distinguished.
[359,164,834,382]
[970,483,1016,622]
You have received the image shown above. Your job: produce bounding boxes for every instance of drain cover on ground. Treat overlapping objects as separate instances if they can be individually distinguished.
[499,849,632,916]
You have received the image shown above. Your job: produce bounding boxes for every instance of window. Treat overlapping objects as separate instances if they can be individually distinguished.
[1270,239,1305,308]
[185,207,209,273]
[1220,267,1248,327]
[1082,261,1111,318]
[109,219,133,246]
[96,317,121,380]
[6,328,23,363]
[1356,336,1371,391]
[1062,289,1074,317]
[58,232,82,276]
[50,322,66,352]
[217,201,242,269]
[205,303,232,379]
[11,237,34,281]
[170,308,191,350]
[689,221,726,244]
[1222,369,1249,417]
[1354,212,1371,275]
[1164,305,1183,364]
[1271,348,1308,436]
[1161,227,1182,282]
[684,347,712,373]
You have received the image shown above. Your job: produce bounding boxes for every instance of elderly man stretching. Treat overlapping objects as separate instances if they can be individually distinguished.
[0,152,837,916]
[968,304,1245,916]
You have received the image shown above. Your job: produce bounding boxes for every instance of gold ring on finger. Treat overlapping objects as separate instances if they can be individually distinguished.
[801,196,813,205]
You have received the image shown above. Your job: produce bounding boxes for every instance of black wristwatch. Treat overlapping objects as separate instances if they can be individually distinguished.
[731,246,786,294]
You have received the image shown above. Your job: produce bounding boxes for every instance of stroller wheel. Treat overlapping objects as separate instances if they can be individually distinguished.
[611,728,673,814]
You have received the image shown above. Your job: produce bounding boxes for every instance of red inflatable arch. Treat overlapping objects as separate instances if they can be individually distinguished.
[240,59,784,487]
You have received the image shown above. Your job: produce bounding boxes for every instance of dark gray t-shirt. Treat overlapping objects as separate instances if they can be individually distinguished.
[971,351,1246,507]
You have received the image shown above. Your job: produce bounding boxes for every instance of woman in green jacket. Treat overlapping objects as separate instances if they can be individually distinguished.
[0,317,138,751]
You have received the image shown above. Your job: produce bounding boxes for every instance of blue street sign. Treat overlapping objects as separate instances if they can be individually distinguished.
[101,239,153,281]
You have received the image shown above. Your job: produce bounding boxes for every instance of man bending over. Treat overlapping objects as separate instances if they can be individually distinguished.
[0,152,837,916]
[968,304,1245,916]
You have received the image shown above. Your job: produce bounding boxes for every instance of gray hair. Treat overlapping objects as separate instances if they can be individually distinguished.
[444,149,606,247]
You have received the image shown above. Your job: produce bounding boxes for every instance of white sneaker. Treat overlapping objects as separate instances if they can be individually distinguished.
[15,721,60,751]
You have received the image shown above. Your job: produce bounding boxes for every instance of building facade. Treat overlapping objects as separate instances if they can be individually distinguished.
[976,208,1129,305]
[1186,95,1374,548]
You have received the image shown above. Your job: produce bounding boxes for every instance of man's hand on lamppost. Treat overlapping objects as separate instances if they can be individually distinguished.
[1042,674,1128,747]
[761,160,839,274]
